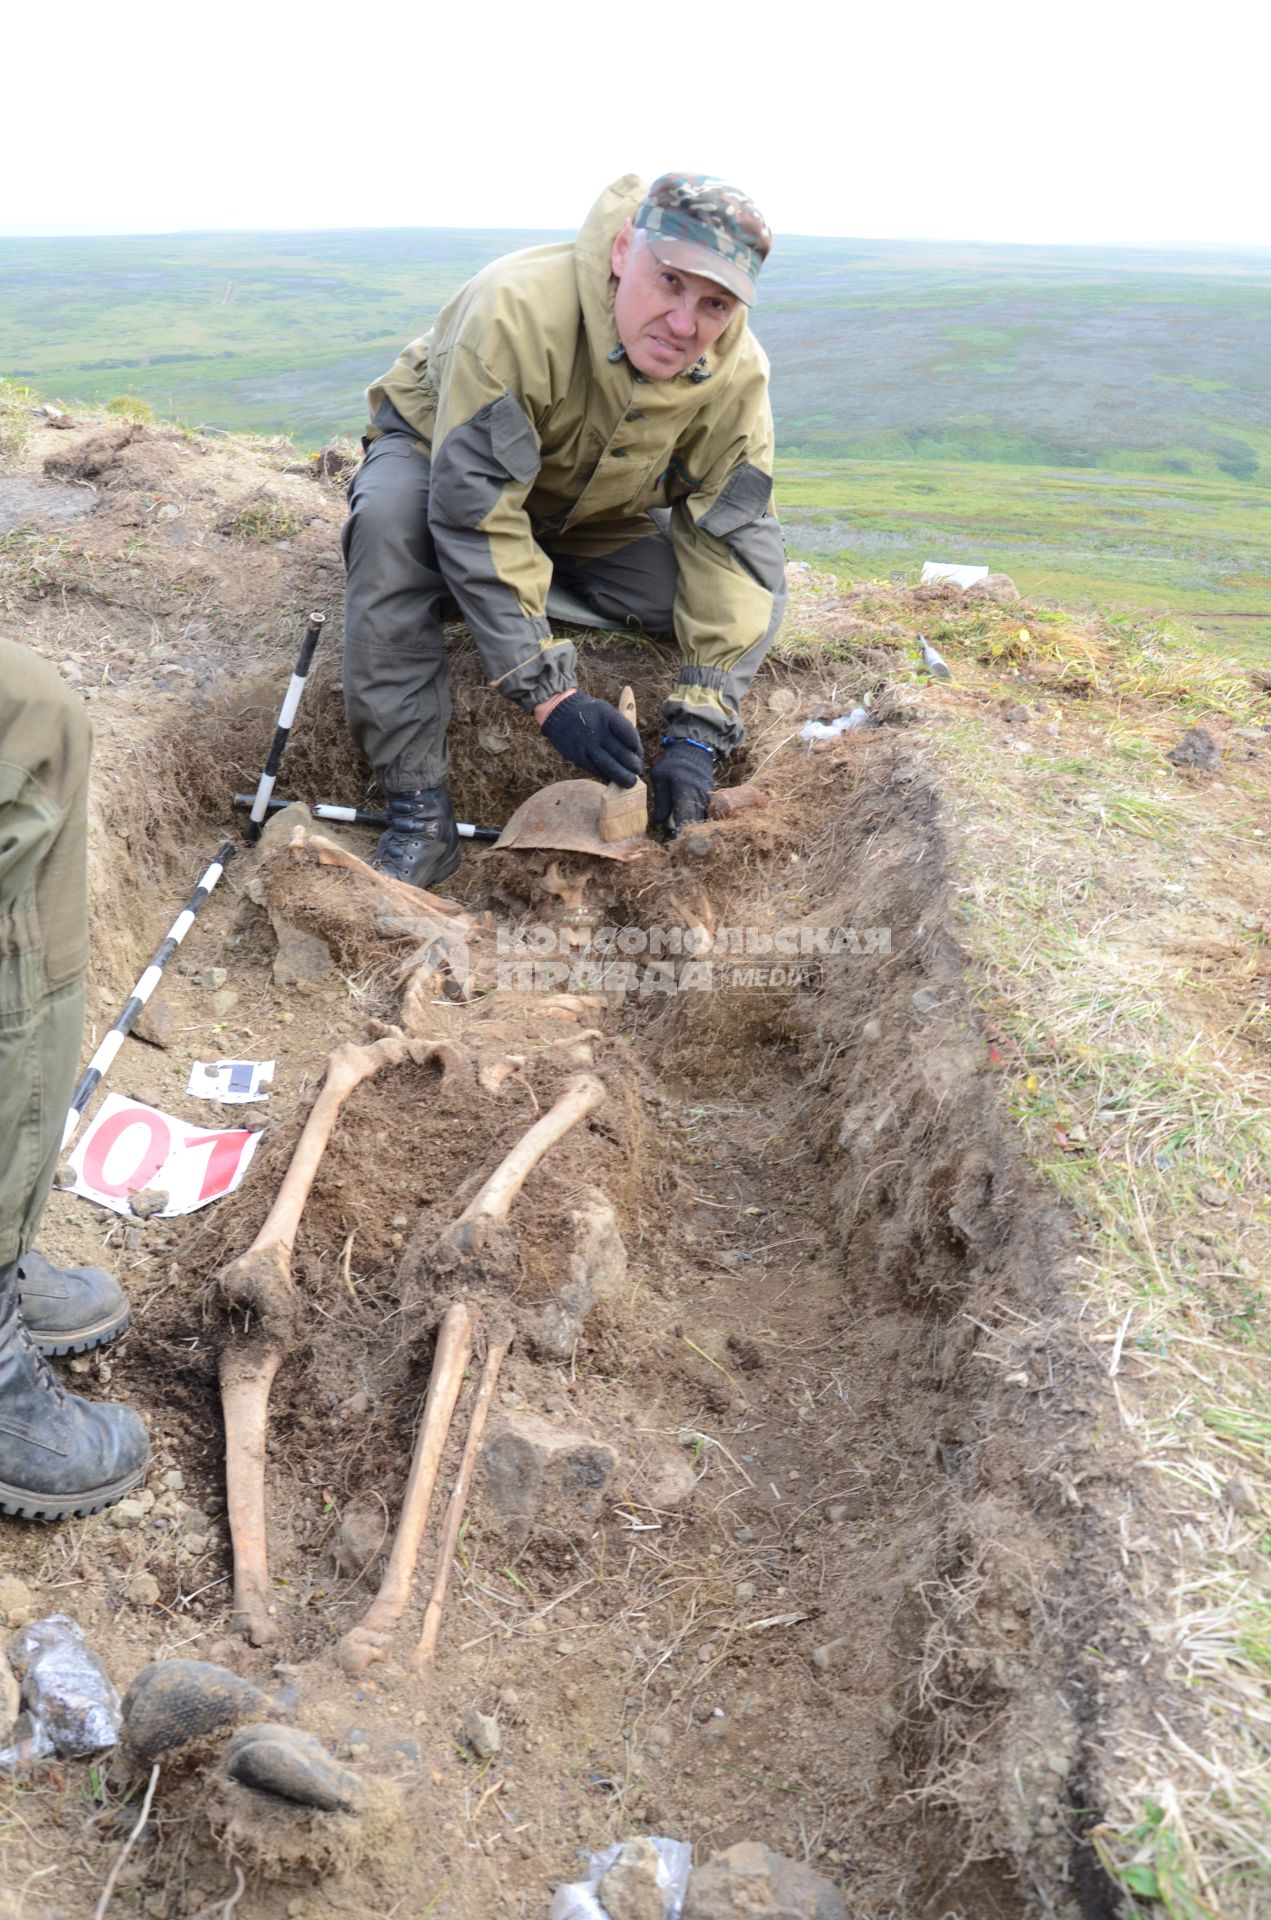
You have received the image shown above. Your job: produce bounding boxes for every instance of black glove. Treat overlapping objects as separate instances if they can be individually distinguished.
[540,691,644,786]
[651,737,715,836]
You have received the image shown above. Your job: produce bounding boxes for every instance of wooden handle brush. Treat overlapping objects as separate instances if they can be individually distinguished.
[599,686,648,843]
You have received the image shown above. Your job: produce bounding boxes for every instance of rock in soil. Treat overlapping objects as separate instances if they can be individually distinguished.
[479,1410,616,1539]
[0,1575,35,1629]
[684,1842,846,1919]
[132,992,178,1048]
[0,1653,19,1745]
[1167,726,1222,771]
[270,911,336,987]
[332,1506,386,1578]
[461,1707,501,1761]
[601,1836,668,1920]
[129,1187,168,1219]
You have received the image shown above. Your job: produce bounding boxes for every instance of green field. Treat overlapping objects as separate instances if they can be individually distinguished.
[3,228,1269,658]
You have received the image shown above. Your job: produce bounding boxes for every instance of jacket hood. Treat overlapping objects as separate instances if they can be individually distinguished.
[574,174,752,389]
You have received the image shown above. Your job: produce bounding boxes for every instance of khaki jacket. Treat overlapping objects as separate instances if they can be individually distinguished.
[368,175,785,749]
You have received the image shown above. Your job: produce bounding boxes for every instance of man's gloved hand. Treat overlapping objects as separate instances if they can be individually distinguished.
[539,691,644,787]
[651,737,715,837]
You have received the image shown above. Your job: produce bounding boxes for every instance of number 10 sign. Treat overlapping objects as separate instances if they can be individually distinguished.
[67,1094,260,1218]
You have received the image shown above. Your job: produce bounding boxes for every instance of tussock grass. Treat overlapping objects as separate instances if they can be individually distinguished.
[914,613,1271,1915]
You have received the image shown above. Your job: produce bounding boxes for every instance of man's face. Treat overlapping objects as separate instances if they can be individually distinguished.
[610,222,740,380]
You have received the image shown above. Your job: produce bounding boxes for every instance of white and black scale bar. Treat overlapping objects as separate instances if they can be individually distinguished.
[61,840,236,1151]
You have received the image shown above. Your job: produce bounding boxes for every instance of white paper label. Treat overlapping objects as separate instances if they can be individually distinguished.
[187,1059,275,1103]
[68,1093,260,1217]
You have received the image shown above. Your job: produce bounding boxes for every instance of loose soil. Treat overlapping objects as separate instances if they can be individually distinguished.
[0,415,1179,1920]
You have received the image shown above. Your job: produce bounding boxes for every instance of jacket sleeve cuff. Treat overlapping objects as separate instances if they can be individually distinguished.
[497,637,581,714]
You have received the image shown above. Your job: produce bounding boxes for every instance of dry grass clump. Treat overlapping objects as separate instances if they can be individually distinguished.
[906,612,1271,1914]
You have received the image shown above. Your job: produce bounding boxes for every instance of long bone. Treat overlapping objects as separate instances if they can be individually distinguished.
[446,1072,607,1256]
[411,1326,512,1678]
[218,1029,431,1645]
[336,1301,474,1675]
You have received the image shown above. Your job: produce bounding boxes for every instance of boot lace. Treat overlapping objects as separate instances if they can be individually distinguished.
[17,1318,68,1406]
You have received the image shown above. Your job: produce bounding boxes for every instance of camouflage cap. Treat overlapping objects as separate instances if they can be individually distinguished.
[634,174,772,307]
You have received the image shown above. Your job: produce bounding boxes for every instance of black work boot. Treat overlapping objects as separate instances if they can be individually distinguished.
[371,786,461,890]
[0,1258,149,1521]
[17,1250,131,1357]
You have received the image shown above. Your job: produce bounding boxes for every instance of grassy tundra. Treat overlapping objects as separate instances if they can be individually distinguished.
[3,229,1268,655]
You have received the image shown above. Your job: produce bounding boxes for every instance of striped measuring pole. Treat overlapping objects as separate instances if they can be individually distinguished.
[61,840,236,1151]
[231,794,501,843]
[243,611,325,843]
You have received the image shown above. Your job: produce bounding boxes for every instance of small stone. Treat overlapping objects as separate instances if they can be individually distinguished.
[210,988,240,1019]
[811,1635,853,1673]
[342,1389,372,1419]
[270,914,335,988]
[127,1572,162,1608]
[911,986,943,1017]
[132,994,178,1049]
[461,1707,501,1760]
[1166,727,1221,772]
[390,1214,409,1231]
[0,1575,35,1630]
[860,1017,882,1044]
[201,967,229,991]
[601,1836,667,1920]
[684,1840,846,1920]
[767,687,799,714]
[52,1162,77,1191]
[0,1652,19,1745]
[182,1509,214,1536]
[735,1580,757,1602]
[136,1487,156,1512]
[1001,703,1031,725]
[109,1499,147,1531]
[479,1410,617,1540]
[129,1187,168,1219]
[1196,1181,1227,1209]
[1224,1476,1260,1517]
[332,1507,385,1578]
[163,1469,186,1492]
[708,784,770,820]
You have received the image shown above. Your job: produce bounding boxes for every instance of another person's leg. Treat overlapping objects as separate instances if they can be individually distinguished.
[341,425,460,887]
[0,639,149,1520]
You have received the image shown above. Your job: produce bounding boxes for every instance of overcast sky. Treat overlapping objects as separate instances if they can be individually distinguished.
[3,0,1267,247]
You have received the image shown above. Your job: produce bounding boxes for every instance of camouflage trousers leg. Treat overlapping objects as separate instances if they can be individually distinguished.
[0,639,90,1267]
[341,431,454,793]
[544,511,678,636]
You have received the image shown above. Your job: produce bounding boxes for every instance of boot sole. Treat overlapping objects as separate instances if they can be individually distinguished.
[31,1305,132,1359]
[0,1460,147,1522]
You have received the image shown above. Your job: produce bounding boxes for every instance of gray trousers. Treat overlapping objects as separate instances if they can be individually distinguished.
[342,430,678,792]
[0,640,89,1268]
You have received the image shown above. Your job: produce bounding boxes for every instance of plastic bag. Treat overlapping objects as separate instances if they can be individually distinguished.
[3,1615,122,1762]
[549,1836,693,1920]
[799,708,869,742]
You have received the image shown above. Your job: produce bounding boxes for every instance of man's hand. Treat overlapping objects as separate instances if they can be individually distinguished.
[537,690,644,787]
[651,738,715,836]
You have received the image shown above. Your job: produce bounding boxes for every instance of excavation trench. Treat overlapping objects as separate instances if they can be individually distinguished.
[28,641,1128,1920]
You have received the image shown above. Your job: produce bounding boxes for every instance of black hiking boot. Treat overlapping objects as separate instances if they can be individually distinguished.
[0,1259,149,1521]
[371,787,462,890]
[17,1249,131,1357]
